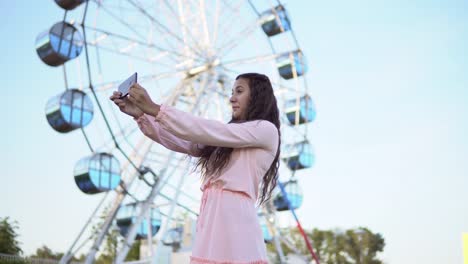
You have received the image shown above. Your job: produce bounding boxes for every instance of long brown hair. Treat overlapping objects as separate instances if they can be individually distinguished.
[195,73,281,205]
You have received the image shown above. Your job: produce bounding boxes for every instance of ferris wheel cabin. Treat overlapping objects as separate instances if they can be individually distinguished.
[45,89,94,133]
[285,95,316,125]
[116,203,162,240]
[35,21,83,67]
[54,0,85,10]
[162,226,184,249]
[274,179,303,211]
[276,50,308,80]
[74,153,121,194]
[283,141,314,171]
[259,5,291,37]
[258,212,273,243]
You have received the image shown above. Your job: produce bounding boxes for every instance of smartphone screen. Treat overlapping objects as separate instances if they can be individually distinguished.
[118,72,137,98]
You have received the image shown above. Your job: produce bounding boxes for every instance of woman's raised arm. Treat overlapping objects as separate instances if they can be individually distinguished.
[135,113,203,157]
[152,105,278,153]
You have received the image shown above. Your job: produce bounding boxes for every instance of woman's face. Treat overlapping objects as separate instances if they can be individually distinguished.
[230,78,251,120]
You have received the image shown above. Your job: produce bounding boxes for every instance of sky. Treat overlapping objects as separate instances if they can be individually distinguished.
[2,0,468,263]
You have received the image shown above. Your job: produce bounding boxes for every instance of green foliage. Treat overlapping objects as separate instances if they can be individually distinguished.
[0,217,23,255]
[267,227,385,264]
[95,226,122,264]
[30,245,64,260]
[125,239,141,261]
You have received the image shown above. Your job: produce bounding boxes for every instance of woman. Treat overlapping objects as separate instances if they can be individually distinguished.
[110,73,280,264]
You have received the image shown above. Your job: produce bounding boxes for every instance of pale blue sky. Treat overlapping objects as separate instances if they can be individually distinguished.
[2,0,468,263]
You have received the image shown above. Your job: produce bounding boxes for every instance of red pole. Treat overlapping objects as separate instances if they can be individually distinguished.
[296,222,320,264]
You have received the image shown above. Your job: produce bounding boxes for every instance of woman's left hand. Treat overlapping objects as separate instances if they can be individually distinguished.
[127,83,160,116]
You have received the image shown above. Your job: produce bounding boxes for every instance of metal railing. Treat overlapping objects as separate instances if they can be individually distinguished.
[0,253,82,264]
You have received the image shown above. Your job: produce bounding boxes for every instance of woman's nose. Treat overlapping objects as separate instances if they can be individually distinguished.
[229,95,235,103]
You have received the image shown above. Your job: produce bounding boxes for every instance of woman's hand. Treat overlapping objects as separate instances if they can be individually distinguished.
[109,91,144,118]
[127,83,160,116]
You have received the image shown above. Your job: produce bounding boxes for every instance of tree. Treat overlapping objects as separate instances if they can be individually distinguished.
[267,227,385,264]
[125,239,141,261]
[343,228,385,264]
[0,217,23,255]
[93,225,141,264]
[30,245,64,260]
[95,226,122,264]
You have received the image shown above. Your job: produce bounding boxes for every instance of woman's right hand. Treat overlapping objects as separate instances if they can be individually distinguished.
[110,91,144,118]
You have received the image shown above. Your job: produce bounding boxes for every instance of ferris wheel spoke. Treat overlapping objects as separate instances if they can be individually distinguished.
[217,0,248,29]
[83,41,176,67]
[221,0,245,14]
[80,69,186,94]
[158,178,199,204]
[91,0,194,65]
[161,0,202,53]
[126,0,206,59]
[144,151,189,170]
[216,19,260,58]
[162,0,212,56]
[90,0,148,43]
[81,24,203,63]
[222,53,280,67]
[93,3,136,12]
[157,209,186,223]
[93,0,189,60]
[94,122,141,154]
[160,1,205,60]
[158,192,198,216]
[211,0,221,48]
[198,0,212,47]
[159,0,204,61]
[213,0,251,48]
[220,65,298,95]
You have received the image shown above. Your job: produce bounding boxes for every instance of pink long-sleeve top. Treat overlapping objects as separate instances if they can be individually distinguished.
[134,104,279,201]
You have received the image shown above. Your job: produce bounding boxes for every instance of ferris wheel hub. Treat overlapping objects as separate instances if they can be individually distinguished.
[186,58,221,77]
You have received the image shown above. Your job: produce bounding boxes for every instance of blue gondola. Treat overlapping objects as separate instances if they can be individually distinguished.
[36,21,83,66]
[74,153,121,194]
[259,5,291,37]
[258,213,273,243]
[45,89,93,133]
[274,179,303,211]
[117,203,162,240]
[285,95,316,125]
[162,226,184,248]
[276,50,308,80]
[283,141,314,170]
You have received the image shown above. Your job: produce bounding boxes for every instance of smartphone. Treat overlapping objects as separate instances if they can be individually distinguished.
[118,72,137,98]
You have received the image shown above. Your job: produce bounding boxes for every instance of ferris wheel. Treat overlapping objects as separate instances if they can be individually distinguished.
[35,0,317,263]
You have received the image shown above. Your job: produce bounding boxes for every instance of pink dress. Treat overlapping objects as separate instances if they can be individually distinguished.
[135,104,279,264]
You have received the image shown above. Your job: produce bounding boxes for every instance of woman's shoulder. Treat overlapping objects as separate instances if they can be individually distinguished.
[246,119,277,130]
[244,119,279,146]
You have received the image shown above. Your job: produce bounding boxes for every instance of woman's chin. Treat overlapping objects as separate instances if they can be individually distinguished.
[231,113,241,121]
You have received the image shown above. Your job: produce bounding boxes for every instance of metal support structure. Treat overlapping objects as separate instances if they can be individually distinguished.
[59,193,108,264]
[83,139,152,263]
[278,181,320,264]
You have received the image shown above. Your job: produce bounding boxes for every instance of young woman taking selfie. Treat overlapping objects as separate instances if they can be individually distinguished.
[110,72,280,264]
